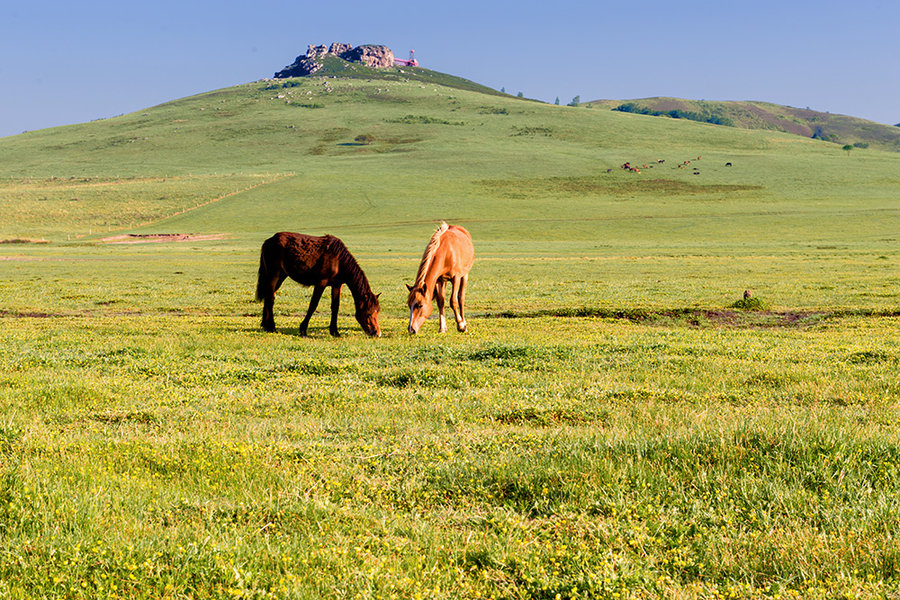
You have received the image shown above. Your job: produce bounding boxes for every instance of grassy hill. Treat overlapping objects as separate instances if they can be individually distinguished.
[586,97,900,152]
[2,66,899,310]
[1,65,900,599]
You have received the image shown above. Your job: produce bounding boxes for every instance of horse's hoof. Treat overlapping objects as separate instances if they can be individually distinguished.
[262,323,276,333]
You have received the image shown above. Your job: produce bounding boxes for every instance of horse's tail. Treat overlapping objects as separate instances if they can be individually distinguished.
[255,244,269,302]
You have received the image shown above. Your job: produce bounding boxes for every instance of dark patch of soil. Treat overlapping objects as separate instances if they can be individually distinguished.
[0,310,58,318]
[0,238,50,244]
[101,233,226,244]
[481,175,762,198]
[489,307,838,329]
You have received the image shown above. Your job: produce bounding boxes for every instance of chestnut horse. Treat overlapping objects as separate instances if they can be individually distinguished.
[406,222,474,334]
[256,232,381,337]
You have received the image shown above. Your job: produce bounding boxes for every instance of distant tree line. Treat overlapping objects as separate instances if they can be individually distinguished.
[612,103,734,126]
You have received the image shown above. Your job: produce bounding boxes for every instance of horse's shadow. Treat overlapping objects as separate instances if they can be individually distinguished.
[244,325,334,337]
[235,322,390,338]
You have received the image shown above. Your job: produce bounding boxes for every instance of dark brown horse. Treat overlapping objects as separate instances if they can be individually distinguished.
[256,232,381,337]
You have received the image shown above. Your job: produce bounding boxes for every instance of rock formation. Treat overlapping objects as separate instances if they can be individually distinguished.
[342,44,394,68]
[275,55,323,78]
[275,43,395,78]
[328,42,352,56]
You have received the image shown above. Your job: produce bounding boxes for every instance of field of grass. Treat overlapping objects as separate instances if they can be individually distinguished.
[1,68,899,598]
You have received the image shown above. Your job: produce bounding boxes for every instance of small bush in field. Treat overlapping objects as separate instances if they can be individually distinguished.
[730,296,769,310]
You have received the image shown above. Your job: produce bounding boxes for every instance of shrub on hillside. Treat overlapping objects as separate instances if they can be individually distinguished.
[263,80,303,90]
[612,103,734,126]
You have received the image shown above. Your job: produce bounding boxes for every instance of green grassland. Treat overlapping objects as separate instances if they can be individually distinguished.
[1,67,899,599]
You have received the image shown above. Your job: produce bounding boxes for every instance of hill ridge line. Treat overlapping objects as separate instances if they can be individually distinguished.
[587,97,900,152]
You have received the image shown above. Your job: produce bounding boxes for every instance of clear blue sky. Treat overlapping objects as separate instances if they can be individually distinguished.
[2,0,898,138]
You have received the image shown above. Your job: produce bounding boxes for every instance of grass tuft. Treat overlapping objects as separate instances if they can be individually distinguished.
[730,296,770,310]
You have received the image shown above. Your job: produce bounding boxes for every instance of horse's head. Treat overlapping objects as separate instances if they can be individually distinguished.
[406,284,432,334]
[356,292,381,337]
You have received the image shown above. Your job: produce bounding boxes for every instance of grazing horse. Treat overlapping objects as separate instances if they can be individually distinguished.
[256,232,381,337]
[406,222,474,334]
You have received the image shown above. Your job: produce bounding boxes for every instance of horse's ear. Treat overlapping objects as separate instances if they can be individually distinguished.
[376,293,381,299]
[405,284,413,292]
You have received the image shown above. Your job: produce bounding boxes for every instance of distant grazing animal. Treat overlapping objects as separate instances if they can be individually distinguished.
[744,290,752,300]
[726,162,733,167]
[256,232,381,337]
[406,222,474,334]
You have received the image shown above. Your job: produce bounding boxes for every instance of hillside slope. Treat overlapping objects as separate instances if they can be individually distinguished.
[0,65,898,313]
[1,69,881,179]
[0,66,897,302]
[587,97,900,152]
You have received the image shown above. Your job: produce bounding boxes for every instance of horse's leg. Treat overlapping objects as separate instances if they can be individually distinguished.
[261,293,276,333]
[434,279,447,333]
[451,275,468,332]
[329,284,342,337]
[261,271,288,333]
[298,284,325,337]
[458,274,468,332]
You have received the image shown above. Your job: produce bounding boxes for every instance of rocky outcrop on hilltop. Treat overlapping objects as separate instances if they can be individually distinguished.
[275,43,395,78]
[275,55,323,78]
[342,44,394,68]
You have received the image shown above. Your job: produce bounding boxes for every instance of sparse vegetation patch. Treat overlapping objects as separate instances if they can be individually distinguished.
[511,126,555,137]
[481,175,762,197]
[385,114,463,125]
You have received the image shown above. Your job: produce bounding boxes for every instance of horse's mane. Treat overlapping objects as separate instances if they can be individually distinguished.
[327,236,377,307]
[413,222,449,289]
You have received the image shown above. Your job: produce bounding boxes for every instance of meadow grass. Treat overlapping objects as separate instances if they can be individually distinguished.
[0,71,899,598]
[1,312,899,599]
